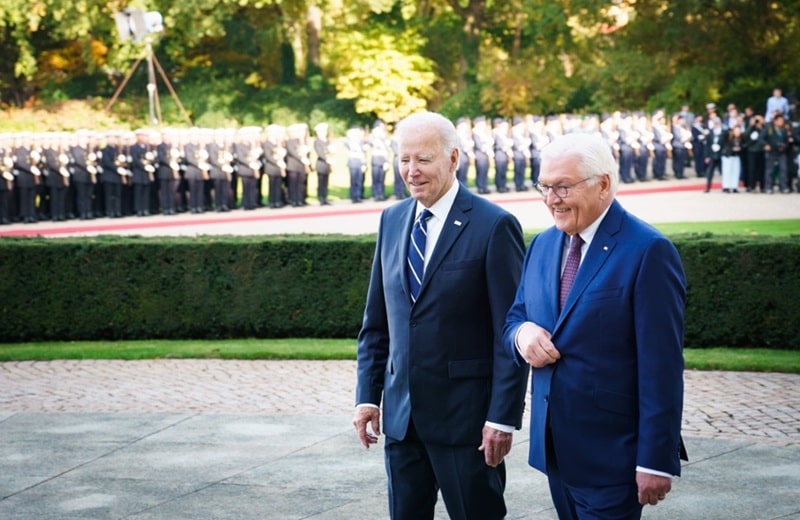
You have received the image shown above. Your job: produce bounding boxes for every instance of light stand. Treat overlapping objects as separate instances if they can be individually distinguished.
[106,10,192,127]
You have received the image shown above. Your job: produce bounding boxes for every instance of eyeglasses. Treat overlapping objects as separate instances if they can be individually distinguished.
[533,176,595,199]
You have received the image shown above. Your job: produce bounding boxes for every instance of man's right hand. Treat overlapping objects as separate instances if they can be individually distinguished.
[353,406,381,449]
[516,322,561,368]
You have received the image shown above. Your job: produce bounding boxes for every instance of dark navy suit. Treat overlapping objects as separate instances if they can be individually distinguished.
[357,184,528,519]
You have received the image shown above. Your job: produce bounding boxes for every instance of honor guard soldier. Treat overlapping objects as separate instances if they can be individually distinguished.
[12,132,41,223]
[617,113,637,183]
[492,117,512,192]
[691,114,709,177]
[670,114,692,180]
[471,116,493,194]
[285,123,311,207]
[313,122,333,205]
[455,117,474,186]
[263,124,287,209]
[208,128,233,212]
[369,120,390,201]
[183,128,208,213]
[511,116,531,191]
[70,130,97,220]
[233,126,261,210]
[156,129,180,215]
[633,112,653,181]
[0,134,14,224]
[43,133,67,221]
[101,131,125,218]
[389,129,406,200]
[88,131,105,216]
[130,128,155,216]
[344,126,367,203]
[527,115,547,185]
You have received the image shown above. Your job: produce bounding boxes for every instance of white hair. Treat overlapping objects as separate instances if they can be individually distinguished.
[395,112,459,156]
[540,132,620,195]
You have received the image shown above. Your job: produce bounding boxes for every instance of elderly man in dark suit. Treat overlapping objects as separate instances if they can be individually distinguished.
[504,132,687,519]
[353,111,529,520]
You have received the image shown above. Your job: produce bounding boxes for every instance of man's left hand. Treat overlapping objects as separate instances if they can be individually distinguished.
[478,426,512,467]
[636,471,672,506]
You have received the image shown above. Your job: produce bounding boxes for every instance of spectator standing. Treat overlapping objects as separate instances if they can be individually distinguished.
[721,125,743,192]
[765,88,790,123]
[764,113,794,193]
[744,115,767,192]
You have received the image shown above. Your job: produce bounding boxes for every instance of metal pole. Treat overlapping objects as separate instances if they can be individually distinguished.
[145,38,159,126]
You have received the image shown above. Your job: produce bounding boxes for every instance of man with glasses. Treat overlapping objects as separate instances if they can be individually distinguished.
[504,132,687,519]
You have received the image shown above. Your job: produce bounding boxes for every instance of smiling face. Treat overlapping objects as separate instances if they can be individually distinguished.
[397,119,458,208]
[539,152,612,236]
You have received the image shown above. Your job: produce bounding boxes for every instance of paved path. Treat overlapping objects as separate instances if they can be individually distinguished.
[1,360,799,520]
[1,360,799,444]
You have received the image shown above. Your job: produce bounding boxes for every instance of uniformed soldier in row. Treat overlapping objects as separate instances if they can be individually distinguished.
[0,134,14,224]
[369,121,390,201]
[208,128,234,212]
[344,126,367,203]
[313,123,332,206]
[285,123,311,207]
[263,124,287,209]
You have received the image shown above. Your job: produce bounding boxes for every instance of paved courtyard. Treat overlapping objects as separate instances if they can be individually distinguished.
[0,360,799,445]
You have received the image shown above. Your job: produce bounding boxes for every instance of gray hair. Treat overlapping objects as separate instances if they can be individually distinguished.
[540,132,619,196]
[395,112,460,156]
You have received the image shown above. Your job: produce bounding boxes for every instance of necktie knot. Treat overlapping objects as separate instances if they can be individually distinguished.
[407,209,432,303]
[559,234,584,311]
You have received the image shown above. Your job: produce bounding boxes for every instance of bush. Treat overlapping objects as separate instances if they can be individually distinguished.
[0,234,797,348]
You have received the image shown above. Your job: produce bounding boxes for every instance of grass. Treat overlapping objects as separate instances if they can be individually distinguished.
[1,339,797,373]
[654,219,800,237]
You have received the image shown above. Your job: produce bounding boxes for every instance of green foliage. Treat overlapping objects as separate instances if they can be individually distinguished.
[675,236,800,349]
[0,234,798,349]
[1,0,799,125]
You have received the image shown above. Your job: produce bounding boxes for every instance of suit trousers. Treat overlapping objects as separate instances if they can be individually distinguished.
[384,418,506,520]
[545,426,642,520]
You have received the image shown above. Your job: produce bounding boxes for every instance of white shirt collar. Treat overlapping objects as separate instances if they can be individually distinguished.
[414,178,459,222]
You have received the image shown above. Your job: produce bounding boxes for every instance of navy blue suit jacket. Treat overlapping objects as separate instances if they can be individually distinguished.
[503,200,686,487]
[356,184,529,446]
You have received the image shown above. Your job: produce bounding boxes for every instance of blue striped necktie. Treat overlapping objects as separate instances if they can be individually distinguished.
[408,209,432,303]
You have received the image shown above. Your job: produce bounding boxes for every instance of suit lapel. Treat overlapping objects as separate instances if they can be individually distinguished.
[555,200,624,328]
[417,186,471,300]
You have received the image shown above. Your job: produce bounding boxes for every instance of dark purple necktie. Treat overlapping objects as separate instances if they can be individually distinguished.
[559,234,584,311]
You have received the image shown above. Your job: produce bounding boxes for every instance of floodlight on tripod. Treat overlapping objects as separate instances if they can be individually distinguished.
[108,9,192,127]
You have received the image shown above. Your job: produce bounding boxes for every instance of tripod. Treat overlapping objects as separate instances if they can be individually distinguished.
[105,38,193,127]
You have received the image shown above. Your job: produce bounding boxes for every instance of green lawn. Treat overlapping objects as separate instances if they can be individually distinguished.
[654,219,800,237]
[1,339,797,374]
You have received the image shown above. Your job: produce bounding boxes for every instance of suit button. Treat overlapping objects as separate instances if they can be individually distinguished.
[544,395,549,403]
[410,321,417,327]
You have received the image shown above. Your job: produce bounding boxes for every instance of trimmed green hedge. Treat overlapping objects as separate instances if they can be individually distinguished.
[0,234,797,348]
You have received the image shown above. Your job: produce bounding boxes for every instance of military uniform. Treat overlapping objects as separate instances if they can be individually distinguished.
[313,123,332,205]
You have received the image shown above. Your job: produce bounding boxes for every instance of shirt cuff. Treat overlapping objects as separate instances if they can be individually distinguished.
[514,322,530,354]
[636,466,675,479]
[355,403,380,410]
[485,421,515,433]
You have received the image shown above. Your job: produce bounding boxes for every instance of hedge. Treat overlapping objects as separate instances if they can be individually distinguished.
[0,234,797,348]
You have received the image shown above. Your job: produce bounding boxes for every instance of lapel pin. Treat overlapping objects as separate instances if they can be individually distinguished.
[454,220,462,226]
[603,246,609,251]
